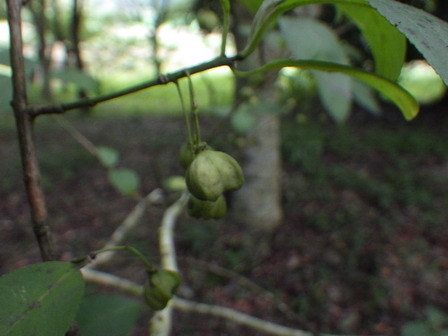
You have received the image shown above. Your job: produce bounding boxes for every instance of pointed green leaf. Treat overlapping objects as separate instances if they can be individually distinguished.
[352,81,381,115]
[97,146,120,168]
[108,168,140,196]
[0,262,85,336]
[235,59,419,120]
[241,0,370,57]
[76,294,145,336]
[280,17,352,122]
[337,2,406,80]
[367,0,448,86]
[315,72,352,122]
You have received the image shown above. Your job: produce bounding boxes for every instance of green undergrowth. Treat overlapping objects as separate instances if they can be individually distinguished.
[282,117,448,211]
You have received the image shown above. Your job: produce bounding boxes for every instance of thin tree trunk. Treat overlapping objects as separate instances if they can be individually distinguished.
[7,0,55,261]
[70,0,88,101]
[29,0,52,99]
[149,0,170,76]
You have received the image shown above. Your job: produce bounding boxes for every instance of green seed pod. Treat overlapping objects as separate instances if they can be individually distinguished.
[186,150,244,201]
[143,269,181,310]
[187,194,227,219]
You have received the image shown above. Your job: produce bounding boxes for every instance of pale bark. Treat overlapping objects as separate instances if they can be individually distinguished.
[234,109,283,232]
[231,3,283,235]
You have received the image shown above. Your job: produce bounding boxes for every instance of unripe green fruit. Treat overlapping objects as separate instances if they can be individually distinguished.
[143,269,181,310]
[186,150,244,201]
[187,194,227,219]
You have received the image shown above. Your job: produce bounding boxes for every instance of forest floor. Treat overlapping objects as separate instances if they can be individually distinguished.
[1,110,448,336]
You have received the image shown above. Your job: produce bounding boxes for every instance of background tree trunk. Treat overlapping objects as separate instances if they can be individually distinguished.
[231,4,283,247]
[29,0,52,99]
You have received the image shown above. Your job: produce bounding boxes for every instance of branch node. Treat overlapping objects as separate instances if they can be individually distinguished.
[158,74,170,84]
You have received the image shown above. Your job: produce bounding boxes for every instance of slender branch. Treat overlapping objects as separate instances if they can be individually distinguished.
[173,298,313,336]
[219,0,231,56]
[55,116,98,155]
[175,83,193,147]
[81,268,143,296]
[80,269,315,336]
[186,73,201,146]
[28,55,240,117]
[150,192,188,336]
[7,0,55,261]
[159,192,188,271]
[81,194,316,336]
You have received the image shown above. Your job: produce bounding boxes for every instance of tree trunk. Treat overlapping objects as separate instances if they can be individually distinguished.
[29,0,52,99]
[231,4,283,241]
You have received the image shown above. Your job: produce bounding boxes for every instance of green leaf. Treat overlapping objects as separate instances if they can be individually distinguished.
[352,81,381,115]
[238,0,264,12]
[0,262,85,336]
[108,168,140,196]
[280,17,352,122]
[76,294,145,336]
[367,0,448,86]
[315,72,352,122]
[235,59,419,120]
[241,0,370,58]
[97,146,120,168]
[337,2,406,80]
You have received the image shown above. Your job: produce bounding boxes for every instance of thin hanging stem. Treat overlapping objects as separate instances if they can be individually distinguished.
[219,0,231,56]
[74,245,155,272]
[175,82,194,148]
[186,72,201,147]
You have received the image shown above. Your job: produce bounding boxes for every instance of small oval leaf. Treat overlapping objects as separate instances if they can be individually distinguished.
[108,168,140,196]
[97,146,120,168]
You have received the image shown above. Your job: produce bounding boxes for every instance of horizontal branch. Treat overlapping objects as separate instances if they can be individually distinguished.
[80,269,314,336]
[29,55,239,117]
